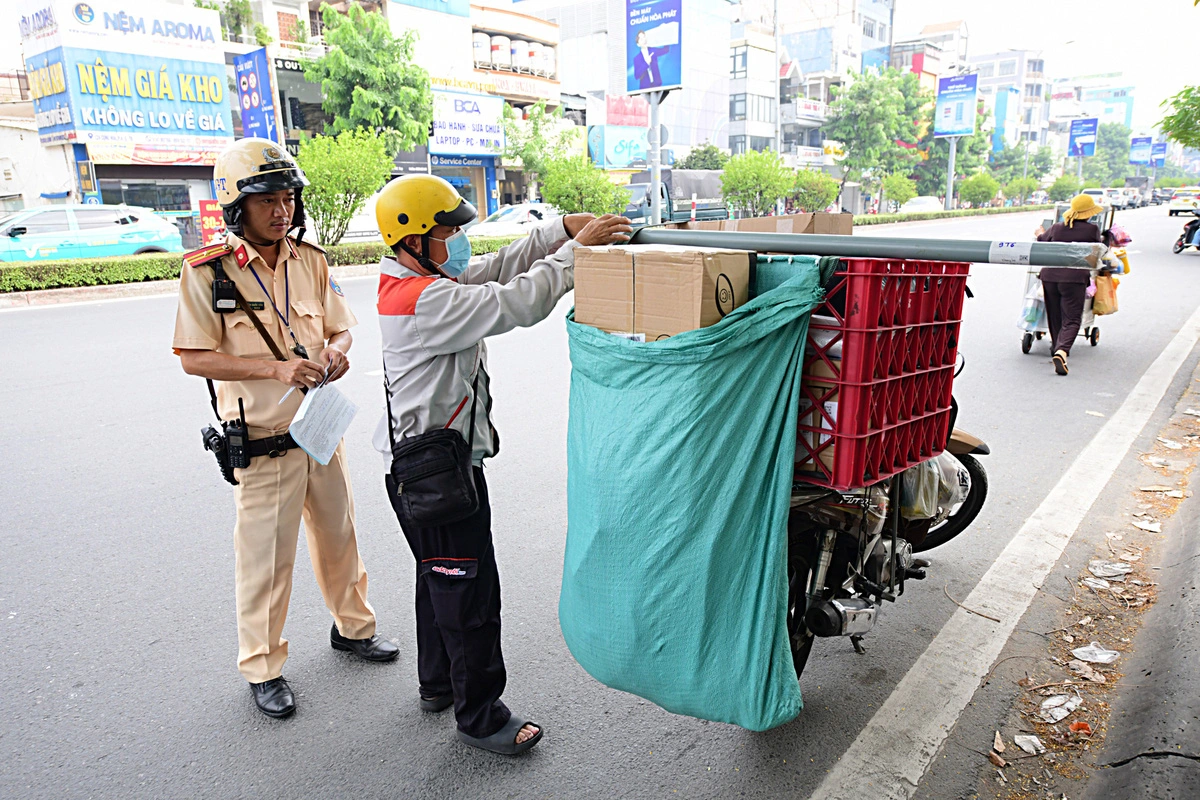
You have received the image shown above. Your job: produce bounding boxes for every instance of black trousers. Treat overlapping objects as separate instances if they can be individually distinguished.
[385,467,510,739]
[1043,281,1088,356]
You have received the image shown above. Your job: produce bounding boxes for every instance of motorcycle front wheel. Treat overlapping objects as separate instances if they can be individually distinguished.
[1174,238,1186,255]
[912,454,988,553]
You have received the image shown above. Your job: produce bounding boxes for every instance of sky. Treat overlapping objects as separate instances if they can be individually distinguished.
[891,0,1195,133]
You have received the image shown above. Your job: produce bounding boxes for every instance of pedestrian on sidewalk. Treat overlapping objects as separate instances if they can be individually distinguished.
[172,138,398,719]
[1036,193,1104,376]
[372,174,631,755]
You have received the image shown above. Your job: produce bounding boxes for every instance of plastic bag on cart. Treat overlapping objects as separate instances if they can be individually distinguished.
[934,451,970,511]
[560,257,830,732]
[901,458,939,519]
[1093,275,1118,315]
[1018,280,1046,332]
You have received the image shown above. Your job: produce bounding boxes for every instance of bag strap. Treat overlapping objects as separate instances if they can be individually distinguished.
[206,262,293,421]
[383,359,481,451]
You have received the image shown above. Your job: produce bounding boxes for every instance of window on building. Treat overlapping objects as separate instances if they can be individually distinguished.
[999,60,1016,76]
[1025,83,1042,98]
[21,210,70,233]
[750,136,774,152]
[977,63,995,78]
[746,94,776,123]
[1027,59,1044,73]
[731,46,747,79]
[730,94,746,121]
[877,23,887,42]
[729,135,747,155]
[863,18,875,38]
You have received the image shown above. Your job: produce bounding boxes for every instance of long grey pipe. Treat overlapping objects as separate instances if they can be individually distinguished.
[629,228,1102,269]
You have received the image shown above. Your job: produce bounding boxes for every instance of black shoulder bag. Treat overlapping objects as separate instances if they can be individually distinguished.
[384,366,480,528]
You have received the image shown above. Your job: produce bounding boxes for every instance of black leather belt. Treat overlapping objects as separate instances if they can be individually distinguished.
[247,433,298,459]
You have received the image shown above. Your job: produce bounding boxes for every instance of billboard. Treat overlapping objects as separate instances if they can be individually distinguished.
[233,49,279,143]
[429,90,504,156]
[18,0,233,164]
[588,125,649,170]
[933,74,978,138]
[1129,136,1152,165]
[625,0,681,94]
[1068,118,1099,157]
[1152,142,1168,168]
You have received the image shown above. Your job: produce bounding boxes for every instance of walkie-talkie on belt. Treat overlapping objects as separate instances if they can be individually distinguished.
[226,398,251,470]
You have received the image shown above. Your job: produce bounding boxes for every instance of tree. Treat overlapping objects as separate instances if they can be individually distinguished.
[678,142,730,171]
[1083,178,1102,189]
[296,128,395,246]
[540,157,631,215]
[912,105,994,197]
[1160,86,1200,150]
[720,150,793,217]
[1081,123,1133,186]
[793,169,840,212]
[253,22,272,46]
[882,173,917,207]
[194,0,251,41]
[305,4,432,157]
[1048,175,1081,202]
[990,144,1054,183]
[958,173,999,207]
[824,69,928,198]
[502,100,576,202]
[1004,176,1040,204]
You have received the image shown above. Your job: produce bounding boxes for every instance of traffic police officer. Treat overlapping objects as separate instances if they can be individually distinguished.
[373,174,631,753]
[172,138,398,718]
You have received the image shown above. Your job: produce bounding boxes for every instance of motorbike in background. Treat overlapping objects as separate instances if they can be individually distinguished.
[1172,210,1200,255]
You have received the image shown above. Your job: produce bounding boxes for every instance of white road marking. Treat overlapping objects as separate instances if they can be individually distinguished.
[811,301,1200,800]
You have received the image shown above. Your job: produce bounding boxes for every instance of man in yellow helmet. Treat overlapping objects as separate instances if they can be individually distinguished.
[374,174,631,754]
[172,138,398,719]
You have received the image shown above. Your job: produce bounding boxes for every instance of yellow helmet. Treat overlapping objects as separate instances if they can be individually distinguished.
[375,174,478,248]
[213,137,308,208]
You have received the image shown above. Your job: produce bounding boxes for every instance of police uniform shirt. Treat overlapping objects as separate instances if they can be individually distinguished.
[172,232,357,435]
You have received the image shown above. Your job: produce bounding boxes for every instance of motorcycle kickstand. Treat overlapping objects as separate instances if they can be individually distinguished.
[850,635,866,655]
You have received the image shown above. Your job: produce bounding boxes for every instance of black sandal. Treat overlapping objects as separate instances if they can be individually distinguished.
[457,715,543,755]
[419,693,453,713]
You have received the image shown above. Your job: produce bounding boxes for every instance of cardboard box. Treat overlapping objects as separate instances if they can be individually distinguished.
[574,245,756,340]
[665,212,853,236]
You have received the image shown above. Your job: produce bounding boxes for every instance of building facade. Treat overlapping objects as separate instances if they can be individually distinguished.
[968,49,1050,149]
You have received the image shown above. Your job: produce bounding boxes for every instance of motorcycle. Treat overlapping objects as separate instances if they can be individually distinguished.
[785,392,990,679]
[1172,211,1200,255]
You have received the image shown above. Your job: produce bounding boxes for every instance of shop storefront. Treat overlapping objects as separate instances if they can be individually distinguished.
[430,154,493,212]
[20,0,233,246]
[429,89,503,216]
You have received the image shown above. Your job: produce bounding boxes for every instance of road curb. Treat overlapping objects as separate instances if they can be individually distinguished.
[0,263,382,310]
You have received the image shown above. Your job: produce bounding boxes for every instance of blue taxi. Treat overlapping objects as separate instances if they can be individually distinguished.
[0,204,184,262]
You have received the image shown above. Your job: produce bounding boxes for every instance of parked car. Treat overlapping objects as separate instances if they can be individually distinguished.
[465,202,562,238]
[898,196,943,214]
[0,204,183,262]
[1102,188,1128,210]
[1168,189,1200,216]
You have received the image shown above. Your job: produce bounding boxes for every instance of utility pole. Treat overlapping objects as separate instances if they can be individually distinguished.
[649,90,665,225]
[944,136,959,211]
[773,0,783,214]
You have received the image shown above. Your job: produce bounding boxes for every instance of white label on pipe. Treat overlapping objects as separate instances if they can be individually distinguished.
[989,240,1033,264]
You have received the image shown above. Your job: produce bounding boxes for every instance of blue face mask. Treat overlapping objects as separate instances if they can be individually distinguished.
[431,230,471,278]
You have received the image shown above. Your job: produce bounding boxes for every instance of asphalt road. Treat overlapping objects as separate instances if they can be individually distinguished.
[1,205,1196,799]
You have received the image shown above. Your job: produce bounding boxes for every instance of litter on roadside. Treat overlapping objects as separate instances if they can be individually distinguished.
[1082,577,1111,591]
[1132,519,1163,533]
[994,731,1005,753]
[1085,411,1105,418]
[1119,552,1141,562]
[1089,560,1133,579]
[1068,659,1107,683]
[1069,721,1093,736]
[1072,642,1120,664]
[1183,408,1200,417]
[988,751,1007,768]
[1158,437,1184,450]
[1166,490,1185,499]
[1040,694,1082,723]
[1144,456,1170,468]
[1014,735,1047,755]
[1140,485,1174,492]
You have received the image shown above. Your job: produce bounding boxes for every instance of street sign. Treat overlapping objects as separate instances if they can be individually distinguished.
[233,49,280,143]
[1129,136,1152,165]
[933,74,978,138]
[1068,118,1099,157]
[1152,142,1168,168]
[625,0,682,94]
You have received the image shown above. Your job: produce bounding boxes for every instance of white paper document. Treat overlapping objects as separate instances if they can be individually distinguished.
[289,384,358,465]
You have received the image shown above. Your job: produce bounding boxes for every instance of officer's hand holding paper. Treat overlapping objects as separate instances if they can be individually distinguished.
[288,365,358,465]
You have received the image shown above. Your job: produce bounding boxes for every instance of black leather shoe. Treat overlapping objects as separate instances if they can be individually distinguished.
[250,677,295,719]
[330,623,400,663]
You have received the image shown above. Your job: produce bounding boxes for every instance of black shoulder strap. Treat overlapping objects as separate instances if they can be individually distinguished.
[383,362,480,451]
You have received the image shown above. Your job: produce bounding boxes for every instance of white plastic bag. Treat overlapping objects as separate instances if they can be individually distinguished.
[934,451,970,510]
[900,459,939,519]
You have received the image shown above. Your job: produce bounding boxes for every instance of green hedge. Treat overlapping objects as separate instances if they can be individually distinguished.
[852,204,1055,226]
[0,236,523,293]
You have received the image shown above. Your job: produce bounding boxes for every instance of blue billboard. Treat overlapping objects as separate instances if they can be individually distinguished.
[625,0,681,94]
[588,125,649,169]
[233,49,279,143]
[1129,136,1152,165]
[1152,142,1168,168]
[933,74,978,138]
[1068,118,1099,157]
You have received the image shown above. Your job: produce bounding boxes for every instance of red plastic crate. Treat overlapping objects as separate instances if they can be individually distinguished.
[795,258,970,490]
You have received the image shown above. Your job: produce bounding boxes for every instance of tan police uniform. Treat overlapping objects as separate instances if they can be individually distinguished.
[173,232,376,683]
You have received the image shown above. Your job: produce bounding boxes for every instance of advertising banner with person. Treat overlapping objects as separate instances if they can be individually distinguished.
[233,49,279,143]
[625,0,682,94]
[1152,142,1168,168]
[1068,118,1099,157]
[933,75,978,138]
[18,0,233,163]
[1129,136,1152,165]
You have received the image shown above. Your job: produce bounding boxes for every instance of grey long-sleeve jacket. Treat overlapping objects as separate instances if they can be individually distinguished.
[373,217,578,464]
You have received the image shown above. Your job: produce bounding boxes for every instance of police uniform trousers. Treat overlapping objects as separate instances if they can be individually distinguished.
[386,467,511,739]
[233,440,376,683]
